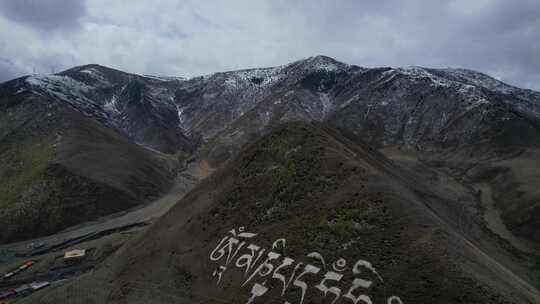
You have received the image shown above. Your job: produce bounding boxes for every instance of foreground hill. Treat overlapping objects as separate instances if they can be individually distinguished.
[0,78,178,243]
[25,123,540,304]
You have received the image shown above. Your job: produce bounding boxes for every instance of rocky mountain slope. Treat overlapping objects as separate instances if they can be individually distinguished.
[24,65,194,154]
[0,77,178,243]
[8,56,540,160]
[2,55,540,241]
[21,122,539,304]
[1,55,540,302]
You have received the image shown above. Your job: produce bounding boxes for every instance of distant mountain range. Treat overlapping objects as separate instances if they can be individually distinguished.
[8,55,540,155]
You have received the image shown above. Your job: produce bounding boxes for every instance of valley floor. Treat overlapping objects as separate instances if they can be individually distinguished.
[0,161,207,302]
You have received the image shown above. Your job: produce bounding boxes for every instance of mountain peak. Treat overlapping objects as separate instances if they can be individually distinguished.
[60,63,115,74]
[307,54,340,62]
[288,55,352,73]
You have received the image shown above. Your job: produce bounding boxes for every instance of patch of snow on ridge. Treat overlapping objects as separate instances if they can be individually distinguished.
[312,60,338,72]
[141,74,186,82]
[439,68,513,94]
[26,74,112,122]
[80,68,101,78]
[386,66,540,121]
[320,93,333,116]
[79,67,111,86]
[396,66,451,87]
[193,73,215,81]
[457,83,490,106]
[225,77,238,88]
[223,66,286,90]
[303,56,346,72]
[388,67,494,109]
[176,104,186,124]
[26,74,93,103]
[79,69,97,77]
[434,69,540,120]
[104,84,125,115]
[104,94,120,114]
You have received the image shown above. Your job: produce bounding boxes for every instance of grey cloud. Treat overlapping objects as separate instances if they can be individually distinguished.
[0,0,86,31]
[0,0,538,90]
[0,58,23,82]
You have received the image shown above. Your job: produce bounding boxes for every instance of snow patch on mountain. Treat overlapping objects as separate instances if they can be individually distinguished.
[25,74,114,125]
[223,66,285,90]
[141,74,187,82]
[104,95,120,114]
[26,74,95,105]
[303,55,347,72]
[176,104,189,131]
[17,56,540,153]
[78,67,111,85]
[438,68,513,94]
[382,67,495,110]
[320,93,333,116]
[394,67,452,88]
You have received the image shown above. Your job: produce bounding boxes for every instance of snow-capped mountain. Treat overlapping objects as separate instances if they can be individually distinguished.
[2,54,539,179]
[8,55,539,158]
[19,64,193,154]
[3,56,540,304]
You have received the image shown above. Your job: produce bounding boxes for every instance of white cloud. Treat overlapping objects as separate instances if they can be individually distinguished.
[0,0,538,90]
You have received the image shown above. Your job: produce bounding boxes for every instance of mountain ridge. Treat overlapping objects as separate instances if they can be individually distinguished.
[2,55,540,303]
[1,54,540,254]
[5,55,539,153]
[7,55,538,94]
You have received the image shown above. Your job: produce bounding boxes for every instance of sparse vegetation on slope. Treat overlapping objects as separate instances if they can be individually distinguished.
[0,141,54,209]
[28,122,522,304]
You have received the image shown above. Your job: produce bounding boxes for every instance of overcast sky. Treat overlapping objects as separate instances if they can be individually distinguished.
[0,0,539,90]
